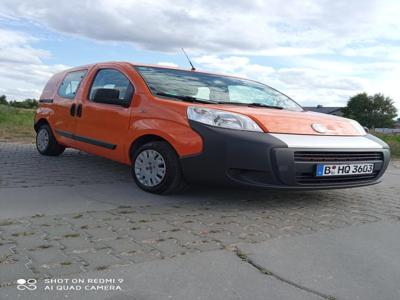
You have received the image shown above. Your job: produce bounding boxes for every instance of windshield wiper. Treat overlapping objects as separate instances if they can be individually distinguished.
[246,103,283,109]
[155,92,217,104]
[216,101,284,110]
[155,92,284,109]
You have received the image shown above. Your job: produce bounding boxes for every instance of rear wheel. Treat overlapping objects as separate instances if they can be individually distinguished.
[36,124,65,156]
[131,141,187,194]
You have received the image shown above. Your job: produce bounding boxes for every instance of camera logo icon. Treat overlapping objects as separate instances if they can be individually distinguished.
[16,279,37,291]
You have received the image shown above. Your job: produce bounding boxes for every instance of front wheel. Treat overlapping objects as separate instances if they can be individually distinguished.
[131,141,187,194]
[36,124,65,156]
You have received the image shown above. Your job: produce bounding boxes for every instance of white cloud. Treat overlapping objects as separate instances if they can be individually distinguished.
[157,62,178,67]
[193,55,400,112]
[0,28,68,100]
[1,0,399,55]
[0,0,399,114]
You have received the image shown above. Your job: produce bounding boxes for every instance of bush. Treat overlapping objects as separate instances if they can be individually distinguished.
[372,131,400,157]
[0,95,38,109]
[9,99,38,109]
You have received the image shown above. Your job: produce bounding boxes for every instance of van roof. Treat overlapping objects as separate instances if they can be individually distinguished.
[58,61,246,81]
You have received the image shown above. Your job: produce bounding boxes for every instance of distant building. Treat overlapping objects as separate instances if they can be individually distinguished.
[375,128,400,134]
[395,119,400,129]
[303,105,344,116]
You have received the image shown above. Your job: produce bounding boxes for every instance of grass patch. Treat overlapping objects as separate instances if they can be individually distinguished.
[11,232,35,237]
[138,219,151,223]
[31,213,45,218]
[0,104,35,142]
[63,233,80,238]
[372,132,400,157]
[29,244,52,251]
[0,220,14,226]
[37,244,52,249]
[0,253,12,264]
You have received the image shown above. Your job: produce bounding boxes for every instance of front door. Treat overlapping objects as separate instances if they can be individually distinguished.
[73,67,134,162]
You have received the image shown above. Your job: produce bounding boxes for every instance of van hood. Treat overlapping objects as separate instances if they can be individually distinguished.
[211,106,363,136]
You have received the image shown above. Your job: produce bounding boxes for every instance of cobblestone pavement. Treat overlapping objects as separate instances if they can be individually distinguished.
[0,143,131,188]
[1,142,399,286]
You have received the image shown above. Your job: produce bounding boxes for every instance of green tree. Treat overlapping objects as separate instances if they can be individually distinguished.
[9,99,38,109]
[0,95,7,105]
[343,93,398,128]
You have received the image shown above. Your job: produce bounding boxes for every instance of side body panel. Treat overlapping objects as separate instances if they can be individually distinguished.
[72,63,134,162]
[124,66,203,164]
[36,66,92,148]
[61,62,203,165]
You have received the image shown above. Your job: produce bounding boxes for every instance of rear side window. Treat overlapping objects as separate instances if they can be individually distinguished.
[89,69,134,104]
[58,70,87,99]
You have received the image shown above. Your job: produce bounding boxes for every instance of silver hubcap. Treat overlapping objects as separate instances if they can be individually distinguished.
[37,129,49,152]
[134,149,166,187]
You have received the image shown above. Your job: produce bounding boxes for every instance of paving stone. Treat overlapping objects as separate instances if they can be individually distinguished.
[41,260,84,277]
[24,248,68,267]
[182,238,223,252]
[42,225,77,239]
[0,244,14,260]
[75,249,123,270]
[148,238,189,258]
[59,236,95,253]
[128,227,160,242]
[10,233,49,250]
[0,256,35,285]
[103,238,141,254]
[84,228,119,241]
[117,243,162,263]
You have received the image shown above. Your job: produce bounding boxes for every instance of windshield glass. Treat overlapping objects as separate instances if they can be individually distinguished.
[134,66,303,111]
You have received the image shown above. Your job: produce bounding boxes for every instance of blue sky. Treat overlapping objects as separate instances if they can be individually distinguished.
[0,0,399,113]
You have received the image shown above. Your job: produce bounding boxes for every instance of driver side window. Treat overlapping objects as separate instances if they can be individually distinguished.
[89,69,134,105]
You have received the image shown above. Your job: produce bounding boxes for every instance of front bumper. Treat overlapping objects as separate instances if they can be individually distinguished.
[180,121,390,189]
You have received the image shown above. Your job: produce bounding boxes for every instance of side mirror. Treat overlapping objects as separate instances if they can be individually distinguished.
[363,126,369,133]
[92,88,121,105]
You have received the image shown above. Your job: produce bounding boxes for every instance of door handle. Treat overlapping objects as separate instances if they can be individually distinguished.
[70,103,76,117]
[76,104,82,117]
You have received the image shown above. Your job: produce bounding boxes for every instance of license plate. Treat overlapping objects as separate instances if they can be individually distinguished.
[316,163,374,177]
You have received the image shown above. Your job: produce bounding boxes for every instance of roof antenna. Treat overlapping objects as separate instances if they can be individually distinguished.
[181,48,196,71]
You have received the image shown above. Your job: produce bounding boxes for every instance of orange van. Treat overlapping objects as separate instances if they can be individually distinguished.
[34,62,390,194]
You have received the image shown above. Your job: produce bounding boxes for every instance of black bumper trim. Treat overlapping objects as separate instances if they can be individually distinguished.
[39,98,54,103]
[181,121,390,189]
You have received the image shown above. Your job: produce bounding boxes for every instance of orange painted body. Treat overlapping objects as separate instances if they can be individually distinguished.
[35,62,363,166]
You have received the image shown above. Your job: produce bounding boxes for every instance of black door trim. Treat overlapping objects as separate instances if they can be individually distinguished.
[39,99,54,103]
[55,130,116,150]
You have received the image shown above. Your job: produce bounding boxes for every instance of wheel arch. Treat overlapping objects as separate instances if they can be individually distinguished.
[34,118,50,132]
[129,134,178,163]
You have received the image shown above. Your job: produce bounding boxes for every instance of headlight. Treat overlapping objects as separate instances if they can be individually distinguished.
[187,106,263,132]
[348,119,366,135]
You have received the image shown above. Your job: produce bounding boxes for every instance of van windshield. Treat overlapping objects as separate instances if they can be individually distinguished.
[134,66,303,111]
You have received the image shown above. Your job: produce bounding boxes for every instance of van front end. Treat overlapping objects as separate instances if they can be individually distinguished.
[181,120,390,190]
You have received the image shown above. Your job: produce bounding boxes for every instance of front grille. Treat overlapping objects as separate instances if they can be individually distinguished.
[294,151,383,185]
[296,172,379,185]
[294,151,383,162]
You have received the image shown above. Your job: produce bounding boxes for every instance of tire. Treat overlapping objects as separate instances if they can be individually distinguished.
[36,124,65,156]
[131,141,187,194]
